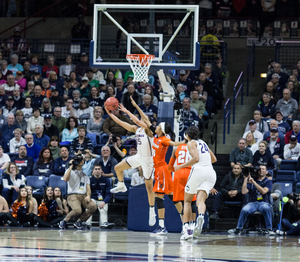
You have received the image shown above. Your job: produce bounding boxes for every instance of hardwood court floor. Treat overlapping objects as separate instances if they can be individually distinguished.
[0,227,299,262]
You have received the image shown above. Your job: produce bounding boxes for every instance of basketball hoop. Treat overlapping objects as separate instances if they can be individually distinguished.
[126,54,155,83]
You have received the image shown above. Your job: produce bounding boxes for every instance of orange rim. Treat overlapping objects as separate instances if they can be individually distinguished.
[126,54,155,65]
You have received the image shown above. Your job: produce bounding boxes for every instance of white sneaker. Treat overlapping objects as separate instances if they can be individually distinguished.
[110,182,127,193]
[193,215,204,238]
[191,222,198,238]
[180,224,188,240]
[182,228,193,240]
[149,210,156,226]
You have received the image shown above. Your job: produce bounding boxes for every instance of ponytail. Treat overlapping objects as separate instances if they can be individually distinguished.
[164,122,175,141]
[170,131,175,141]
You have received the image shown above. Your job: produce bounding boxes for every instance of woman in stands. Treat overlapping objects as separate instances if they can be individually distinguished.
[40,98,53,118]
[5,187,35,226]
[27,108,44,134]
[245,133,259,155]
[21,96,33,121]
[105,70,116,87]
[77,97,93,125]
[89,87,102,107]
[61,116,78,143]
[175,126,217,240]
[70,71,80,89]
[25,185,38,215]
[145,85,158,107]
[34,187,65,227]
[48,136,60,160]
[87,106,104,135]
[54,187,69,215]
[104,85,116,101]
[105,100,157,227]
[253,141,274,170]
[69,125,93,155]
[32,147,54,177]
[257,92,275,118]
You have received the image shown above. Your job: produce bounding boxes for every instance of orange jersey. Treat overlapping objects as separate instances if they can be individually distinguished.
[152,136,172,168]
[175,144,191,170]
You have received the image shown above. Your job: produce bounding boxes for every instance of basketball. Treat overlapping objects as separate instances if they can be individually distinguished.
[105,97,119,111]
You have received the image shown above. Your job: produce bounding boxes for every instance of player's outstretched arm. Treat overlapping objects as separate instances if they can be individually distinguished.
[167,148,177,172]
[130,96,152,127]
[118,103,149,130]
[209,148,217,163]
[174,141,199,171]
[169,140,185,147]
[105,105,137,133]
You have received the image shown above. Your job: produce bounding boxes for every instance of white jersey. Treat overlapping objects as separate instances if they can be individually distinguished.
[135,128,153,157]
[189,139,213,168]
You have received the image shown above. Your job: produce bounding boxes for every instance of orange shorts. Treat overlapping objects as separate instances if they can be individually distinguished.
[173,168,197,202]
[153,164,173,194]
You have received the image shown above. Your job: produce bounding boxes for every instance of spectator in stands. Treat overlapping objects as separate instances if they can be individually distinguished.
[21,97,33,121]
[87,106,104,135]
[123,145,138,179]
[88,164,114,229]
[50,89,65,108]
[257,92,276,118]
[104,85,116,101]
[54,147,71,176]
[22,61,32,84]
[275,110,290,134]
[263,81,280,104]
[289,75,300,91]
[13,88,24,110]
[52,107,67,134]
[105,71,116,87]
[176,83,187,102]
[103,108,133,136]
[61,99,78,119]
[31,69,42,86]
[204,63,219,88]
[25,185,38,215]
[0,196,9,225]
[285,120,300,144]
[25,133,41,161]
[190,90,207,129]
[134,94,157,120]
[99,80,107,101]
[3,74,20,96]
[145,85,158,107]
[0,143,10,169]
[230,138,253,168]
[9,128,25,153]
[48,136,60,160]
[0,86,7,108]
[228,165,275,235]
[41,79,52,99]
[115,78,127,103]
[199,0,213,16]
[179,97,199,139]
[265,127,285,168]
[121,84,142,114]
[212,54,227,89]
[11,145,33,177]
[245,111,269,135]
[77,76,91,99]
[105,134,126,163]
[283,135,300,160]
[0,60,13,81]
[271,73,284,96]
[43,114,59,139]
[253,141,274,170]
[263,119,284,141]
[287,81,299,103]
[179,70,193,95]
[70,71,80,89]
[71,15,90,39]
[2,162,25,203]
[86,68,99,88]
[60,55,76,78]
[42,55,59,78]
[198,74,215,114]
[216,0,232,17]
[62,77,75,101]
[7,54,23,76]
[62,117,79,143]
[267,63,289,87]
[245,132,259,155]
[72,90,81,110]
[69,125,93,155]
[33,124,50,149]
[15,71,26,92]
[1,114,18,142]
[242,120,263,143]
[30,54,42,74]
[32,85,46,109]
[32,147,54,177]
[89,86,102,108]
[94,146,118,178]
[292,104,300,122]
[2,96,16,118]
[75,53,89,79]
[210,163,247,220]
[40,98,53,118]
[77,97,93,125]
[27,108,44,134]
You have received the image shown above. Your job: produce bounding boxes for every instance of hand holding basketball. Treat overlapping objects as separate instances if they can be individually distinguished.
[105,97,119,111]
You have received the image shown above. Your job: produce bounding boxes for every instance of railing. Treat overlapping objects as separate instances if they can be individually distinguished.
[232,72,244,124]
[223,98,231,144]
[275,41,300,69]
[210,122,218,155]
[246,43,255,96]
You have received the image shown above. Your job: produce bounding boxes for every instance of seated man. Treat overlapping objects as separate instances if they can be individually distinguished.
[244,111,269,135]
[69,125,93,155]
[33,124,50,149]
[105,134,127,163]
[210,164,247,219]
[1,114,19,142]
[265,127,285,168]
[285,120,300,144]
[52,107,67,134]
[242,120,263,143]
[230,138,253,168]
[275,111,290,134]
[11,145,34,177]
[276,88,298,119]
[175,83,187,101]
[2,96,17,118]
[43,114,59,139]
[94,146,118,178]
[263,119,285,141]
[24,133,41,161]
[0,195,9,226]
[228,165,275,235]
[123,145,138,178]
[54,147,71,176]
[121,83,142,113]
[284,135,300,160]
[134,94,158,120]
[87,165,114,229]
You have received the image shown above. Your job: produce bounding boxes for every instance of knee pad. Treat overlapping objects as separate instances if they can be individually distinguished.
[191,201,197,213]
[155,197,164,209]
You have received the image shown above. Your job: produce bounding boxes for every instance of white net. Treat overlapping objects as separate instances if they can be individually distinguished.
[126,54,155,83]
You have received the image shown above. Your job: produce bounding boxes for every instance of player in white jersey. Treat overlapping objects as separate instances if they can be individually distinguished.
[104,102,156,226]
[175,126,217,240]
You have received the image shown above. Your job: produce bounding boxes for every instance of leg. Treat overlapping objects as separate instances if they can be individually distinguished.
[282,218,294,231]
[114,160,130,183]
[34,216,51,227]
[183,192,194,223]
[196,190,208,215]
[286,223,300,236]
[64,195,84,222]
[80,196,97,222]
[257,202,273,230]
[86,198,98,226]
[211,191,224,212]
[0,212,7,226]
[145,178,155,206]
[49,216,65,227]
[99,201,108,226]
[2,188,11,202]
[155,193,165,224]
[5,213,19,226]
[236,202,257,229]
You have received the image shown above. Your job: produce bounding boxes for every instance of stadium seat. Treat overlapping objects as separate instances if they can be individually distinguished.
[276,170,296,182]
[297,171,300,182]
[274,182,293,198]
[26,176,47,199]
[280,160,298,170]
[48,175,68,197]
[295,183,300,194]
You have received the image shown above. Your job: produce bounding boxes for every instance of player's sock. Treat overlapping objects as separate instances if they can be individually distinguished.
[150,206,155,213]
[118,181,124,185]
[199,213,204,217]
[159,219,164,228]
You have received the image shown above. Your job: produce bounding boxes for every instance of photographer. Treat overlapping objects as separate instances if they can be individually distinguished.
[277,194,300,236]
[228,165,275,235]
[105,134,126,162]
[59,155,97,230]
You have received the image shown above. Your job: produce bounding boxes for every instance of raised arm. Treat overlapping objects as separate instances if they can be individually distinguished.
[130,96,152,127]
[104,105,138,133]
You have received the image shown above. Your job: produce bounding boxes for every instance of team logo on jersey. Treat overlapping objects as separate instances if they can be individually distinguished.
[185,185,190,192]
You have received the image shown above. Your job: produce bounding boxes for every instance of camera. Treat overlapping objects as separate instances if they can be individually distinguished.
[287,193,300,203]
[173,92,183,112]
[70,155,84,170]
[243,166,260,180]
[112,135,118,143]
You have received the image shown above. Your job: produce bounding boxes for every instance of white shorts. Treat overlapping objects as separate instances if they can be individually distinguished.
[185,166,216,196]
[125,154,154,180]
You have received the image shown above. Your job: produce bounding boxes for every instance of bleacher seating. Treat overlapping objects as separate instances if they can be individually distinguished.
[48,175,68,197]
[26,176,47,199]
[280,160,298,170]
[274,182,293,197]
[276,170,297,183]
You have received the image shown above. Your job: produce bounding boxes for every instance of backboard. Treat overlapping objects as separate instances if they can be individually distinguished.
[89,4,200,71]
